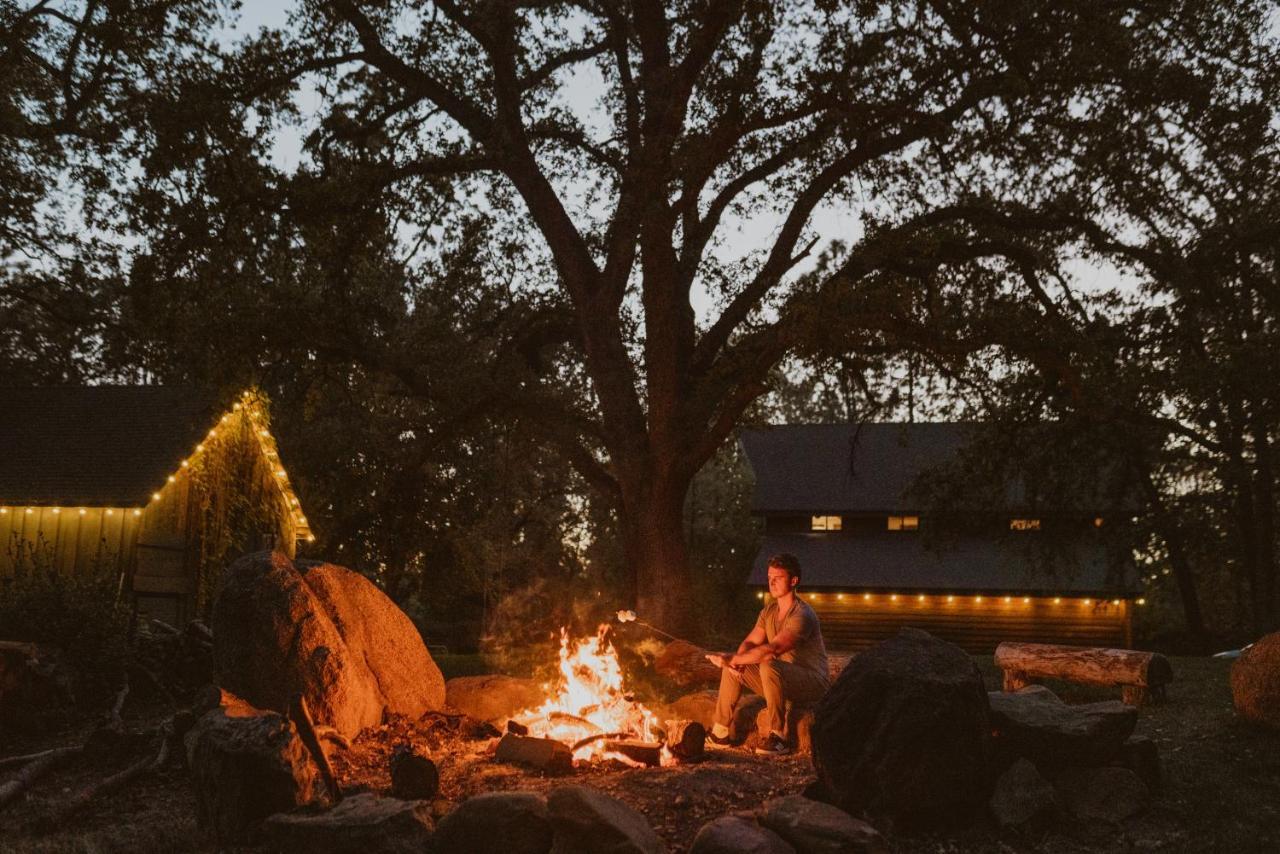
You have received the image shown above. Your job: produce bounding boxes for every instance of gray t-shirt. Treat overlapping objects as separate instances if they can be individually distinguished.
[755,597,830,684]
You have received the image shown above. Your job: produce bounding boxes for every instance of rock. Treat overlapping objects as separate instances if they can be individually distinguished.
[212,551,445,738]
[495,732,574,775]
[810,628,991,830]
[435,791,553,854]
[546,785,665,854]
[262,794,433,853]
[690,816,796,854]
[447,674,545,722]
[988,685,1137,771]
[758,795,886,854]
[654,640,721,688]
[1232,632,1280,729]
[0,641,75,733]
[185,693,319,844]
[1116,735,1162,792]
[389,745,439,800]
[1056,766,1151,823]
[989,758,1057,828]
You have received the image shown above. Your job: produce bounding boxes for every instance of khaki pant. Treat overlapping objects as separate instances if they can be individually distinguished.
[713,659,829,737]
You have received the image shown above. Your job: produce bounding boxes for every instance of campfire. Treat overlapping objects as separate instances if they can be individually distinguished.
[499,623,702,770]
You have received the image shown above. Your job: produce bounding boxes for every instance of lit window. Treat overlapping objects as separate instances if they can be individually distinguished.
[1010,518,1041,531]
[811,515,842,531]
[887,515,919,531]
[1094,517,1104,528]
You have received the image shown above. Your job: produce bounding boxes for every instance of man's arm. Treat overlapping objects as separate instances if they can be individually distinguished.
[727,628,799,667]
[706,625,767,669]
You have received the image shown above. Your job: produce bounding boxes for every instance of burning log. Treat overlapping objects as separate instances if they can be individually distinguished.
[494,733,573,775]
[664,720,706,761]
[601,740,663,767]
[506,719,529,736]
[390,745,439,800]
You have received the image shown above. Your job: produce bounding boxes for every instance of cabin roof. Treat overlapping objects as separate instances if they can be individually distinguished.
[0,386,227,506]
[749,533,1139,595]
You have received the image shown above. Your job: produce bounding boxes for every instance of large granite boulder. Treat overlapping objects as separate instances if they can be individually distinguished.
[758,795,886,853]
[988,685,1136,771]
[1232,632,1280,729]
[446,674,544,722]
[185,692,319,844]
[263,794,434,853]
[212,551,445,738]
[547,785,665,854]
[435,791,553,854]
[810,628,991,830]
[690,816,795,854]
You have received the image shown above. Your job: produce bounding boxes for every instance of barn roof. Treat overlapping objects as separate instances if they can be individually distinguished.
[739,422,976,514]
[0,386,226,506]
[738,422,1127,515]
[748,533,1139,595]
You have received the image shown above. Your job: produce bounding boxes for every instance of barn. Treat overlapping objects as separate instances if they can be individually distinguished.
[740,423,1141,652]
[0,386,312,624]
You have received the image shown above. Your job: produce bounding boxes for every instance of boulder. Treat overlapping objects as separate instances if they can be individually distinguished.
[435,791,553,854]
[690,816,796,854]
[1116,735,1162,792]
[755,703,817,753]
[447,674,545,722]
[810,628,991,830]
[1232,632,1280,729]
[988,758,1057,828]
[1056,766,1151,823]
[547,785,665,854]
[263,794,433,853]
[758,795,886,854]
[212,551,445,738]
[185,693,319,844]
[988,685,1137,772]
[0,641,75,733]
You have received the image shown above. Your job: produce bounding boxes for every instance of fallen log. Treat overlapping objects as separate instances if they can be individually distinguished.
[654,640,721,688]
[0,746,78,772]
[44,725,172,825]
[994,642,1173,706]
[289,694,341,803]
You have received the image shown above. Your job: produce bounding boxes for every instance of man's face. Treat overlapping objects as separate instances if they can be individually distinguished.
[767,566,798,599]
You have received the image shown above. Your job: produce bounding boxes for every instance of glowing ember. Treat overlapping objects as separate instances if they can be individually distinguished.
[509,625,672,766]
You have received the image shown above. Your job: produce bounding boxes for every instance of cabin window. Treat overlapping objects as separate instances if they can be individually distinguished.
[1010,518,1042,531]
[810,515,842,531]
[887,515,919,531]
[1093,516,1104,528]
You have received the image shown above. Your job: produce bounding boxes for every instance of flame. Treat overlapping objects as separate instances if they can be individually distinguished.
[510,625,673,765]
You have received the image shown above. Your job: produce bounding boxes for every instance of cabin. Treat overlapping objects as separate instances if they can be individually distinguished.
[740,423,1140,652]
[0,386,312,624]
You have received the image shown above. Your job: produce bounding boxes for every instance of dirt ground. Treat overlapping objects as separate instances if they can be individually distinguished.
[1,656,1278,853]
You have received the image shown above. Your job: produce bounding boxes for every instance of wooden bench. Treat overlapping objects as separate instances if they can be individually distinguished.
[994,641,1173,706]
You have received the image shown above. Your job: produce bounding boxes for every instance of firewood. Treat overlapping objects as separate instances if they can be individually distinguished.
[548,711,602,734]
[494,733,573,774]
[289,694,342,803]
[506,719,529,736]
[313,725,351,750]
[0,746,78,809]
[43,726,172,826]
[664,720,706,760]
[602,739,663,766]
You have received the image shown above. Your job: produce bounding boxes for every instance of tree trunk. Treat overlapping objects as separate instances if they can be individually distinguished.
[1138,468,1208,651]
[620,474,697,640]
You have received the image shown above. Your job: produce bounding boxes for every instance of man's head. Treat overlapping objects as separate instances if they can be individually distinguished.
[766,552,801,599]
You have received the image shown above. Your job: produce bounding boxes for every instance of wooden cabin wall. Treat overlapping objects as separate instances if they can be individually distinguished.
[0,506,141,582]
[797,593,1130,653]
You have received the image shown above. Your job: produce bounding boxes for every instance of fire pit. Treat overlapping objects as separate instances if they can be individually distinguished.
[496,625,703,771]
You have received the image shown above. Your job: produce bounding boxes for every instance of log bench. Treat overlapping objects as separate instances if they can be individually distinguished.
[994,642,1173,706]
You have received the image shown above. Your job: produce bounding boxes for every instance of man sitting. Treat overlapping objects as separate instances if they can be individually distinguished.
[705,552,831,755]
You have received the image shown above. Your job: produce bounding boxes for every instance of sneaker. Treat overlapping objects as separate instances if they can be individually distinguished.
[707,729,734,747]
[754,733,793,756]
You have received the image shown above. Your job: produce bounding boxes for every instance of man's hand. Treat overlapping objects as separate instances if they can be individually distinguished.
[705,653,732,670]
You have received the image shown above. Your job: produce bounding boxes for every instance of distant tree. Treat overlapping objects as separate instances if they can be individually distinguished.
[202,0,1257,635]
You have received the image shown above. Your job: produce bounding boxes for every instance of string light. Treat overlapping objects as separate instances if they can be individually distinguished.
[1003,596,1011,603]
[0,508,7,514]
[52,507,60,514]
[946,595,954,603]
[1136,598,1146,606]
[1112,599,1121,606]
[975,596,983,603]
[25,507,33,515]
[1023,597,1031,603]
[1084,598,1092,605]
[105,509,114,516]
[890,594,899,601]
[863,593,871,601]
[917,594,925,602]
[78,508,86,516]
[133,509,142,516]
[1053,597,1062,604]
[152,492,162,502]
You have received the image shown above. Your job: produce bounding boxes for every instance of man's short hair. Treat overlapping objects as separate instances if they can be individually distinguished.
[767,553,801,579]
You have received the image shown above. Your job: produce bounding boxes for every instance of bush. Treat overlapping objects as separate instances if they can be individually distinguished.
[0,564,133,704]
